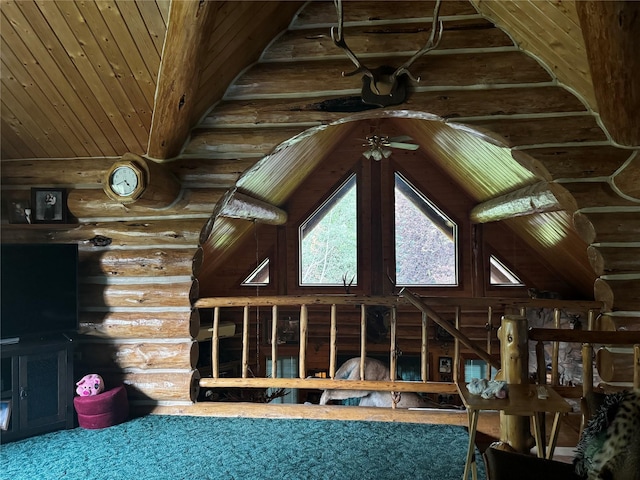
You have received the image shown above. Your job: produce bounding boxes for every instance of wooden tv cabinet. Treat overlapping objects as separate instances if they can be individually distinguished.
[1,339,75,443]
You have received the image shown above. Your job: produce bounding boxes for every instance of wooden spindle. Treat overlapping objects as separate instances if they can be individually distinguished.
[271,305,278,378]
[582,309,596,397]
[299,304,308,378]
[551,308,560,385]
[536,340,546,384]
[454,306,461,383]
[330,304,337,378]
[390,306,397,381]
[487,306,493,369]
[242,305,249,378]
[634,345,640,389]
[360,304,366,380]
[212,306,220,379]
[421,311,428,382]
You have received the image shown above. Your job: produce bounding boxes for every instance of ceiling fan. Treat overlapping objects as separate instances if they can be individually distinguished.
[362,134,419,161]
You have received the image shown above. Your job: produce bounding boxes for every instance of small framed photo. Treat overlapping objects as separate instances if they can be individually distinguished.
[31,188,67,224]
[6,198,31,224]
[0,400,11,431]
[439,356,452,374]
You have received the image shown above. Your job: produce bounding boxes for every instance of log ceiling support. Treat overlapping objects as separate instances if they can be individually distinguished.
[470,181,577,224]
[576,1,640,146]
[219,190,288,225]
[147,0,216,160]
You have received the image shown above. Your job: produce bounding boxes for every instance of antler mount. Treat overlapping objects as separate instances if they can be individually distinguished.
[332,0,443,108]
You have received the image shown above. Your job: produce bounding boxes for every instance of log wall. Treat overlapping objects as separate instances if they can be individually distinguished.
[1,0,638,407]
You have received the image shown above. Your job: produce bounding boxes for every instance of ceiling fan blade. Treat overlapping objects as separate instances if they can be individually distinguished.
[388,135,414,143]
[388,141,419,150]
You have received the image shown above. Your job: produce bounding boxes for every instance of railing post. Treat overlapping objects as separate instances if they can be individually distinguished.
[330,304,337,379]
[299,304,308,379]
[212,306,220,379]
[552,308,561,385]
[242,305,249,378]
[390,306,397,381]
[360,304,367,380]
[486,306,493,379]
[421,311,428,382]
[454,306,461,383]
[271,305,278,378]
[498,315,531,453]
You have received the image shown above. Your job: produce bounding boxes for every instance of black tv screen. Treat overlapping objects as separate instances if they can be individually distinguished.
[1,243,78,341]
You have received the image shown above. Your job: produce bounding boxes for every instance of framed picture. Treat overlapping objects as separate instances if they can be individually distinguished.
[0,400,11,431]
[31,188,67,224]
[439,356,452,374]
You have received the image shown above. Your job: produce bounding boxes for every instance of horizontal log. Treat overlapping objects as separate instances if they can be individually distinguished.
[168,158,259,186]
[293,0,477,25]
[199,377,458,394]
[0,157,256,188]
[77,340,198,370]
[529,328,640,345]
[0,219,203,246]
[596,314,640,332]
[470,181,577,223]
[150,402,472,424]
[79,247,199,277]
[67,188,222,219]
[101,370,200,402]
[195,295,603,311]
[573,211,640,244]
[205,86,585,129]
[463,115,606,148]
[79,281,198,308]
[0,157,112,186]
[561,182,638,209]
[594,278,640,312]
[79,310,199,339]
[265,18,508,61]
[587,246,640,276]
[184,127,304,157]
[227,51,551,99]
[611,155,640,200]
[596,347,637,383]
[518,145,631,179]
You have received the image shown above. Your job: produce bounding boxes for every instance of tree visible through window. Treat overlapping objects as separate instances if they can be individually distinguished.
[299,174,357,285]
[395,173,457,286]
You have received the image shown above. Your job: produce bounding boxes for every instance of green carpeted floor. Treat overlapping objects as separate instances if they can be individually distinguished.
[0,415,487,480]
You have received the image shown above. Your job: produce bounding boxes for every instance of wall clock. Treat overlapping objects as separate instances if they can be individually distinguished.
[103,153,181,207]
[104,158,146,203]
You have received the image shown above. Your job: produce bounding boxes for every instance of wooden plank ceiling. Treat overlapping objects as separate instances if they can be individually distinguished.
[1,0,639,307]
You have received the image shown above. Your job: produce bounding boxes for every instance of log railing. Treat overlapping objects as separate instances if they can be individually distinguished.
[529,327,640,396]
[195,292,605,403]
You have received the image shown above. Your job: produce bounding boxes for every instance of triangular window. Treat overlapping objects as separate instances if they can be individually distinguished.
[489,255,523,286]
[395,173,457,286]
[299,174,357,286]
[242,258,270,286]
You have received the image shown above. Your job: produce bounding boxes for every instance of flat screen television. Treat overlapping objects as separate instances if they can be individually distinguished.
[1,243,78,342]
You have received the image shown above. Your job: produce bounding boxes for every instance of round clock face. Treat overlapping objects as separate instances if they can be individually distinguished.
[110,166,139,196]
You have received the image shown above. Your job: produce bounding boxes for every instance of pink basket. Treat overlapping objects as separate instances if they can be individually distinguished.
[74,384,129,429]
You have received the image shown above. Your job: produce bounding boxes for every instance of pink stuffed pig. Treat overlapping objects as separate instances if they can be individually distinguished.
[76,374,104,396]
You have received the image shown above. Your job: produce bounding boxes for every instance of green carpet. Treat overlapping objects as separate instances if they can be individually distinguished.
[1,415,487,480]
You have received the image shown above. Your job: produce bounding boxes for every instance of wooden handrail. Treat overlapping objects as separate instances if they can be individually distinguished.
[400,288,501,370]
[529,329,640,344]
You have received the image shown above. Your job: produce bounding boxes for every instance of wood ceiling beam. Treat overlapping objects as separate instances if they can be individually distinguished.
[576,1,640,146]
[218,191,288,225]
[147,0,217,160]
[470,181,577,224]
